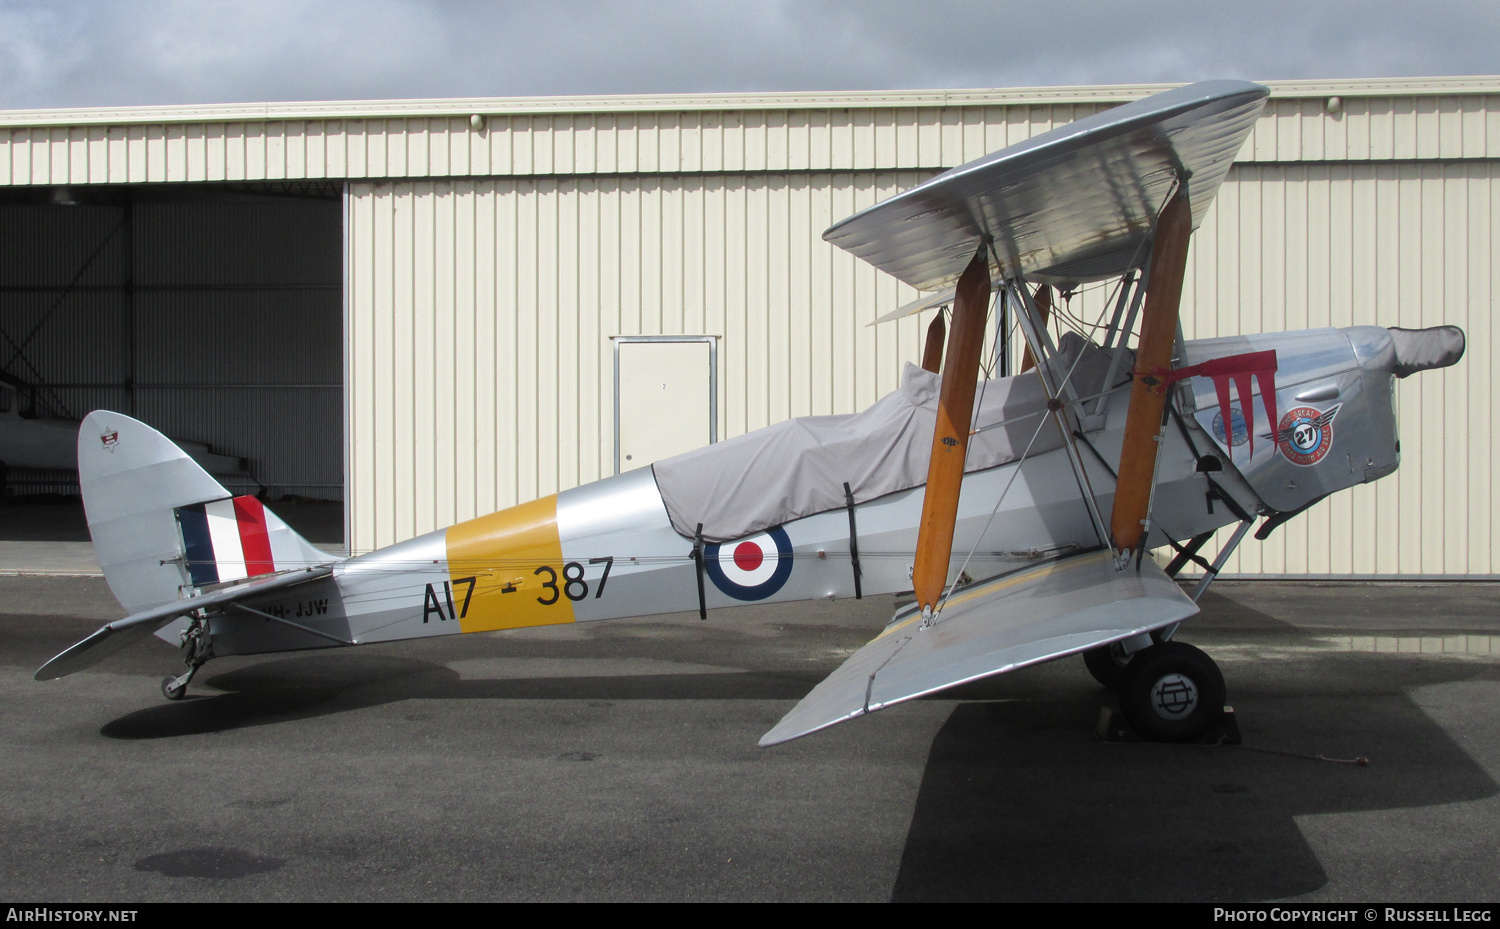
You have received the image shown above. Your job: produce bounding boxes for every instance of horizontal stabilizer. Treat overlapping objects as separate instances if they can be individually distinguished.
[759,550,1197,746]
[35,565,333,681]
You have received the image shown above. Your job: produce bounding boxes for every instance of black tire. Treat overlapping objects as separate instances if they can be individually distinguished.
[161,676,186,701]
[1117,641,1225,743]
[1083,642,1133,688]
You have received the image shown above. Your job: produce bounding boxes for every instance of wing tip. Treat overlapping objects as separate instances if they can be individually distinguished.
[758,708,867,748]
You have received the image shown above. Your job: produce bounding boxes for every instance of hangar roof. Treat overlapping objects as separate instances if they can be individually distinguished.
[1,76,1495,187]
[1,76,1498,127]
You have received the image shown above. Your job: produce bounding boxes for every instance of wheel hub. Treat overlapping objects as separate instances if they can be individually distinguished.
[1150,673,1199,719]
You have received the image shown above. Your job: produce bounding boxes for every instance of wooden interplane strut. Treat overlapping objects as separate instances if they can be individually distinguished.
[921,313,946,373]
[1019,285,1051,373]
[1109,190,1193,554]
[911,247,991,613]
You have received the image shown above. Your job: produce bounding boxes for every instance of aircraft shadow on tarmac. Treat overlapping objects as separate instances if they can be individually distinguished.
[97,652,821,740]
[888,673,1499,902]
[889,596,1500,902]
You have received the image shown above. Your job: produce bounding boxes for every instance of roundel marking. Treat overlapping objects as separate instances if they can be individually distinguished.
[704,527,793,601]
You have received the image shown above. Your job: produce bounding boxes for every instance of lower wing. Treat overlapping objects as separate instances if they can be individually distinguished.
[760,549,1198,746]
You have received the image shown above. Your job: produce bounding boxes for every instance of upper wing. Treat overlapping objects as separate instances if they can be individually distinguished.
[759,549,1198,746]
[34,565,333,681]
[823,81,1267,291]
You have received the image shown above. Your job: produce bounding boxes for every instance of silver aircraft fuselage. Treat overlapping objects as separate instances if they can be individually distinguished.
[184,325,1403,660]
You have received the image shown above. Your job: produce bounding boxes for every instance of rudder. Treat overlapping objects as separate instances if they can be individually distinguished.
[78,411,331,614]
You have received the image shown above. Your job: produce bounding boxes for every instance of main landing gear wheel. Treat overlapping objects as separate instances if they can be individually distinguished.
[1117,641,1225,743]
[1083,642,1133,688]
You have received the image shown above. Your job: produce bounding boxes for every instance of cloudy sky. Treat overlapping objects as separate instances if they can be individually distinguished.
[1,0,1497,110]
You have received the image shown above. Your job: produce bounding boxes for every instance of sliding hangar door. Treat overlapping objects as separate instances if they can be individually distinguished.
[0,183,344,511]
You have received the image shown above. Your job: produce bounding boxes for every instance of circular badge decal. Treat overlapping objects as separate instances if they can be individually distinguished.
[1211,407,1249,448]
[704,527,794,601]
[1274,404,1340,467]
[1151,673,1200,720]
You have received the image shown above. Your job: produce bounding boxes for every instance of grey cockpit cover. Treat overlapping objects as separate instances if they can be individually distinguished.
[653,334,1118,542]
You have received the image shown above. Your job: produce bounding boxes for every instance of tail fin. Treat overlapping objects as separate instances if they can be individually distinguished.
[79,411,332,614]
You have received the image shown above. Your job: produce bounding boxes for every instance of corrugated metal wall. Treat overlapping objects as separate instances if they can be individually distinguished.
[0,194,343,497]
[2,79,1495,573]
[345,172,934,549]
[339,86,1497,575]
[1186,162,1496,577]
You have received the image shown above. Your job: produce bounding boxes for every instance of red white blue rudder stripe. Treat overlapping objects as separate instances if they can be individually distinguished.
[176,496,276,586]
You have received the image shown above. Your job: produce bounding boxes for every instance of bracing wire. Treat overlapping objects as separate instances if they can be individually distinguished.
[933,235,1154,614]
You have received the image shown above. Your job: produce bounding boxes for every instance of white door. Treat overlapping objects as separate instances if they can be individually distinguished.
[615,337,716,472]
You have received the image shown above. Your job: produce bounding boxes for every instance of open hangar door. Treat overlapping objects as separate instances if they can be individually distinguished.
[0,182,345,546]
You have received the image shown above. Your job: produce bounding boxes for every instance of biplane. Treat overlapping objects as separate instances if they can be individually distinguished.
[36,81,1465,746]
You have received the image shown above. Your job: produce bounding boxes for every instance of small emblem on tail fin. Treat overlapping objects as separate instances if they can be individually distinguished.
[99,430,118,449]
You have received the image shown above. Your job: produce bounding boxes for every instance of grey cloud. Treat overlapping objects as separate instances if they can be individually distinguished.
[0,0,1496,110]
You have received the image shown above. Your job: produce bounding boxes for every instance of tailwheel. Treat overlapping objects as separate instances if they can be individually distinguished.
[161,675,189,701]
[1117,641,1225,743]
[160,616,212,702]
[1082,641,1133,688]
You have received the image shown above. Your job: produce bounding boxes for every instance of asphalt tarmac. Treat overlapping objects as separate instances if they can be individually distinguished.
[2,575,1498,902]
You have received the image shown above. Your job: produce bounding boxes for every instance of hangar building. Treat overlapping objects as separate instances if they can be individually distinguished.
[0,77,1494,578]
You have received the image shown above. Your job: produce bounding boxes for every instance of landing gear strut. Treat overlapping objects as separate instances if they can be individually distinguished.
[1084,514,1248,739]
[161,616,213,701]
